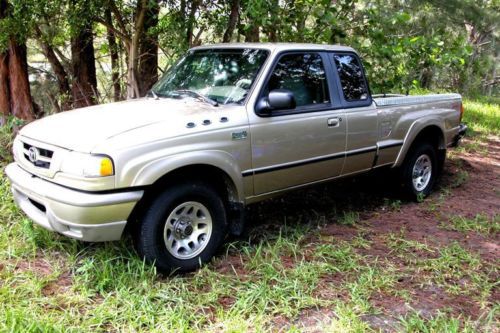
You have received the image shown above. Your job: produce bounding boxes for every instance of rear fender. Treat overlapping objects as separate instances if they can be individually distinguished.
[394,118,445,167]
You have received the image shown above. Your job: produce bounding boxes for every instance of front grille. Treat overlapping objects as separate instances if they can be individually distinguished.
[22,142,54,169]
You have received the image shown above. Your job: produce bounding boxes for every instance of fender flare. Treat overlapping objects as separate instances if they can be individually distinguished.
[394,117,446,167]
[131,150,246,203]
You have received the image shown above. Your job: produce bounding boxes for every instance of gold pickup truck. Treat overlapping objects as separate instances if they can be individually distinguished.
[6,43,466,272]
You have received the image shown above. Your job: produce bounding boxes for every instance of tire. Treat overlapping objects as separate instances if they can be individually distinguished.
[136,182,227,273]
[399,142,438,200]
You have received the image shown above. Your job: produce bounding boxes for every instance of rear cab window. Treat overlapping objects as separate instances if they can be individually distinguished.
[332,53,371,107]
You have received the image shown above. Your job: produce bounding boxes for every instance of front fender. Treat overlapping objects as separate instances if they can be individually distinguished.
[131,150,246,202]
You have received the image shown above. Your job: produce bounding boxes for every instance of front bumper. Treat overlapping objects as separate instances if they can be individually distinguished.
[5,163,143,242]
[450,123,467,147]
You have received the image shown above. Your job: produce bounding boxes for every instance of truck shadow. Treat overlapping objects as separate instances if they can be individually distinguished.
[241,168,404,243]
[239,155,472,244]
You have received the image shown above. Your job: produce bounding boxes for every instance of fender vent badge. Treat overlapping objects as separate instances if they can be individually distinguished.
[232,131,248,140]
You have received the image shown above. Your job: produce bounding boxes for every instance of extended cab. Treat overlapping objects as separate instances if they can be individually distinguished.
[6,43,466,272]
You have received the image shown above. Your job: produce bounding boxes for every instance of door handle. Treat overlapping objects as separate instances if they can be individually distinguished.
[327,117,341,127]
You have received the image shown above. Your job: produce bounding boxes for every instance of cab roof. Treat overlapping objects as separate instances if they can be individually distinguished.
[190,43,357,54]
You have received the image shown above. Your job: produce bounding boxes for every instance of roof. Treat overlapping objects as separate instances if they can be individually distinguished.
[190,43,356,53]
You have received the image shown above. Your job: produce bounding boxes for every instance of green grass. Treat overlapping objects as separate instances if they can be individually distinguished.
[338,211,360,226]
[462,98,500,137]
[0,97,499,332]
[399,312,477,333]
[450,170,469,188]
[444,214,500,235]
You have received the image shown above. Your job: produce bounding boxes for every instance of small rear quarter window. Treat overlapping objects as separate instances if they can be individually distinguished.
[333,53,369,101]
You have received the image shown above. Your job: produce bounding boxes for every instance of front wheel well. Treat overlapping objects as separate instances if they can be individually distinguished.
[127,164,241,234]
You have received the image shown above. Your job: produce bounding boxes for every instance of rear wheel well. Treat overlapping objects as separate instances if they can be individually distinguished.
[412,125,445,150]
[408,125,446,172]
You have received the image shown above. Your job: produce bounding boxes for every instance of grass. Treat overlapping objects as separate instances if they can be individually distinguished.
[444,214,500,235]
[0,97,499,332]
[399,312,477,333]
[338,211,360,226]
[462,98,500,137]
[450,170,469,188]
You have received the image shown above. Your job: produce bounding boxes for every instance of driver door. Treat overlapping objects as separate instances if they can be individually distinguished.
[249,52,347,195]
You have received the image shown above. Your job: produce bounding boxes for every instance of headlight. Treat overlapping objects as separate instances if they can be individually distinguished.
[61,152,114,177]
[12,136,22,161]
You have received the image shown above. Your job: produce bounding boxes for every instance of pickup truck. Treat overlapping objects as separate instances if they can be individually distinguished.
[6,43,466,272]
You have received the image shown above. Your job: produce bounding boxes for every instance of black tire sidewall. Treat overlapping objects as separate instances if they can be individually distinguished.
[137,182,227,273]
[401,143,438,199]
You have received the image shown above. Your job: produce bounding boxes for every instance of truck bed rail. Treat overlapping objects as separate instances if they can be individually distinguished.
[373,93,461,107]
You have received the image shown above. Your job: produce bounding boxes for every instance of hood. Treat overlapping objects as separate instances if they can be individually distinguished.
[19,98,221,152]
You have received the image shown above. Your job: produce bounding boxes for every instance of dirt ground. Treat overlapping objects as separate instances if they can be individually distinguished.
[233,137,500,331]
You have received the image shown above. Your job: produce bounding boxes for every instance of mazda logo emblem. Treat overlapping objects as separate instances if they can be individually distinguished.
[28,147,39,163]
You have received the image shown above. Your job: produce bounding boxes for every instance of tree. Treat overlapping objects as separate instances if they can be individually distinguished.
[69,0,98,107]
[0,0,36,120]
[138,0,160,96]
[223,0,240,43]
[1,0,498,120]
[105,7,122,101]
[98,0,160,99]
[35,26,72,110]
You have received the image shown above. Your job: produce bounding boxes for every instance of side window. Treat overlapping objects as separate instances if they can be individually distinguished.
[333,53,369,101]
[266,53,330,108]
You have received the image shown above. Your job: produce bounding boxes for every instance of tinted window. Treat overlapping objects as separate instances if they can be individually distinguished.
[333,53,369,101]
[266,53,329,107]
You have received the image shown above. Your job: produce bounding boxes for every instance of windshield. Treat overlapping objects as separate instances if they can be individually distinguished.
[152,48,269,105]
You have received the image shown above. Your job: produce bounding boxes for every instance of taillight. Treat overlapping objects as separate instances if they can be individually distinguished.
[460,103,464,122]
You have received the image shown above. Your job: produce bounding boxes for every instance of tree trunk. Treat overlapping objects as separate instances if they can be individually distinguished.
[7,39,35,120]
[223,0,240,43]
[267,0,279,42]
[71,24,98,108]
[186,0,200,47]
[35,27,72,110]
[126,0,148,99]
[245,24,260,42]
[0,0,10,118]
[137,0,159,97]
[0,51,10,118]
[420,67,433,89]
[105,8,122,101]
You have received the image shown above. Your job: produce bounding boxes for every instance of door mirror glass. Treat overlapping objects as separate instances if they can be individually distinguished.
[268,89,296,110]
[256,89,296,114]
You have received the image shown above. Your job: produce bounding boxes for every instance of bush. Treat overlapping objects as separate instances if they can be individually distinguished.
[0,116,24,166]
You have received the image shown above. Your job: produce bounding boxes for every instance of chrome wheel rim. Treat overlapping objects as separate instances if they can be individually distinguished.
[412,154,432,192]
[163,201,212,260]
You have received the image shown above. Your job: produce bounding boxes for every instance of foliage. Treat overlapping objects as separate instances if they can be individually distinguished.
[0,116,23,164]
[463,97,500,136]
[1,0,498,116]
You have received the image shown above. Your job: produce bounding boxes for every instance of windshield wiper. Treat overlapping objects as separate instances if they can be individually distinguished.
[147,90,160,100]
[174,89,219,107]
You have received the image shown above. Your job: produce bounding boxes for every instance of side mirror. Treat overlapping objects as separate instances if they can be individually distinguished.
[256,89,296,114]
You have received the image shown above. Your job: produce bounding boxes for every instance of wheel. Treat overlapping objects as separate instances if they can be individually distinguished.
[136,182,227,273]
[399,143,438,200]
